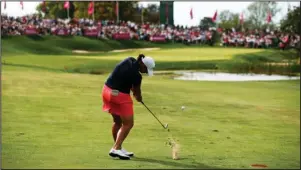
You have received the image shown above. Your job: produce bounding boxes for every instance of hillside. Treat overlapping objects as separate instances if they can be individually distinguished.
[1,35,193,56]
[2,36,299,76]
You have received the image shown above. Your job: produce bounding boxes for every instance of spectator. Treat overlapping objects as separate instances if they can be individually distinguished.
[1,14,299,50]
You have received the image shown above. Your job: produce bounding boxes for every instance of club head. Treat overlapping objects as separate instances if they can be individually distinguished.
[164,123,168,129]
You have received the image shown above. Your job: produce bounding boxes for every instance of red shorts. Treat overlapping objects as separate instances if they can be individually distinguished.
[102,85,134,116]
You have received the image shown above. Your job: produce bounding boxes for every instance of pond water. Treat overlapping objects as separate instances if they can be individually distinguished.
[173,71,300,82]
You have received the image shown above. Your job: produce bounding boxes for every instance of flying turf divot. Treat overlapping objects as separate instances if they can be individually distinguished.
[166,131,180,160]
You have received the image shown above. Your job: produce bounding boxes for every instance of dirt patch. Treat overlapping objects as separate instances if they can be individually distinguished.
[110,48,160,53]
[72,50,103,54]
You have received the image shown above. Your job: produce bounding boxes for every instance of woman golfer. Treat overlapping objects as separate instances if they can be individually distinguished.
[102,54,155,160]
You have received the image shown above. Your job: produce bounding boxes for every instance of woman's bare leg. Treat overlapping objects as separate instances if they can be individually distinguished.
[111,114,122,142]
[113,114,134,150]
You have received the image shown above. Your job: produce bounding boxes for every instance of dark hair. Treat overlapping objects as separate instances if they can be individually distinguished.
[137,54,145,61]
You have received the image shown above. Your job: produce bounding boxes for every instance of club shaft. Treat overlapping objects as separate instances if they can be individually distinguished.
[141,102,166,129]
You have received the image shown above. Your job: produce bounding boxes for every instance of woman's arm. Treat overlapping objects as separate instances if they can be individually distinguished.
[131,83,142,102]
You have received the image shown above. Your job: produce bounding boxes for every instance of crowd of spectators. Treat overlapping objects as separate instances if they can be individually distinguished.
[1,14,299,50]
[220,29,300,50]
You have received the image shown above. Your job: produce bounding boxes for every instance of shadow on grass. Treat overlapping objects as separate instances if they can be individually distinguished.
[217,50,300,75]
[132,157,221,169]
[1,59,225,75]
[65,59,227,75]
[26,35,46,41]
[232,49,299,62]
[67,49,299,76]
[2,36,221,56]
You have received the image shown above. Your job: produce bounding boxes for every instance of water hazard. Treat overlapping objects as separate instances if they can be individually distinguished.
[173,71,300,82]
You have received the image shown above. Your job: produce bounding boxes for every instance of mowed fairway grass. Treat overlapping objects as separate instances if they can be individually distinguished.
[2,41,300,169]
[2,47,261,72]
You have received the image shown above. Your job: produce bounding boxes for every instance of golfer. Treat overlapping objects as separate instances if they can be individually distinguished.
[102,54,155,160]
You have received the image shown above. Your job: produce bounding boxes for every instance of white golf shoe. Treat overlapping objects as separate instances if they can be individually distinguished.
[121,148,134,157]
[109,148,130,160]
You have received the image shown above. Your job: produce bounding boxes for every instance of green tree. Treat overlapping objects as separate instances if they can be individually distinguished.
[141,4,160,24]
[245,1,281,29]
[199,17,215,30]
[73,1,115,20]
[280,5,300,53]
[118,1,139,22]
[218,10,240,30]
[280,6,300,34]
[36,1,138,22]
[146,3,159,13]
[73,1,90,19]
[36,1,75,19]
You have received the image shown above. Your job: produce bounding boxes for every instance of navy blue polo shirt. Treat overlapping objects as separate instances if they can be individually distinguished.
[105,57,142,94]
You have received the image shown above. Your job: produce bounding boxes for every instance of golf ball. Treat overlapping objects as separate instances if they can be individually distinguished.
[181,106,185,110]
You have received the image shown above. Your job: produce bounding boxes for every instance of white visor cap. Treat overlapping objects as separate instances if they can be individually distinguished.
[141,56,155,76]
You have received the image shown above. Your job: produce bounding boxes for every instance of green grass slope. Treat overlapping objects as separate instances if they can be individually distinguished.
[2,35,189,56]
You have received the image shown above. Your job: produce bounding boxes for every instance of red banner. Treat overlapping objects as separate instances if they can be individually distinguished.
[84,28,99,37]
[113,33,131,40]
[55,28,69,36]
[150,35,166,42]
[24,27,38,35]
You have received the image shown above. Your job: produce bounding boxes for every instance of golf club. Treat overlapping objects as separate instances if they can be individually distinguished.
[141,101,168,129]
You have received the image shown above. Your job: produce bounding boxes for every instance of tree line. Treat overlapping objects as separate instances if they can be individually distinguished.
[36,1,299,33]
[36,1,160,24]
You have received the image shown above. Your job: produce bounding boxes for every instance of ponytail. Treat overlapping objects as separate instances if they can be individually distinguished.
[137,54,145,61]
